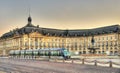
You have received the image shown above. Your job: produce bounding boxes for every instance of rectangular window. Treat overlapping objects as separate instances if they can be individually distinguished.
[103,37,104,40]
[111,36,112,39]
[83,51,86,54]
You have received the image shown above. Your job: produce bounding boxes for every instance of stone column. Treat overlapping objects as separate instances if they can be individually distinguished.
[18,38,20,50]
[38,38,40,49]
[33,38,35,49]
[3,49,6,56]
[28,37,30,50]
[117,33,120,55]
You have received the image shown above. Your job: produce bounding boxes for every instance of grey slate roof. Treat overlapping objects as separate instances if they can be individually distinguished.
[0,17,120,39]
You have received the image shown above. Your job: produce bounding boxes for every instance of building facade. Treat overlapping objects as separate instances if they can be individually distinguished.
[0,16,120,56]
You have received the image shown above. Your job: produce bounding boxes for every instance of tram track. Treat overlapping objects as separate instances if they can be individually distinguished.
[0,61,66,73]
[0,58,119,73]
[0,63,45,73]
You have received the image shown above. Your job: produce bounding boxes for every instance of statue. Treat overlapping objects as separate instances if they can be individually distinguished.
[88,35,99,54]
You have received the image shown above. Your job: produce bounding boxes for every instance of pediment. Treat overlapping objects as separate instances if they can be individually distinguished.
[29,32,43,38]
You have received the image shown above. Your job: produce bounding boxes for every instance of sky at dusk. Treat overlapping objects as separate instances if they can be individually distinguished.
[0,0,120,36]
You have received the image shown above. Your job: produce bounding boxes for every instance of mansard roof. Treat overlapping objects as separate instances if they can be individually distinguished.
[0,16,120,39]
[0,24,120,39]
[68,25,120,36]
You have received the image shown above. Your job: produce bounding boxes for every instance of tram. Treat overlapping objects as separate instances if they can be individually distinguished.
[9,48,71,59]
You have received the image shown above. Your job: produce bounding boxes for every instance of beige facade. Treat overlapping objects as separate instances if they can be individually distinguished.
[0,17,120,56]
[0,31,120,56]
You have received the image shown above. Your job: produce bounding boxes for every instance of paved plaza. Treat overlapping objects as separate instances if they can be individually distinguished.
[0,58,119,73]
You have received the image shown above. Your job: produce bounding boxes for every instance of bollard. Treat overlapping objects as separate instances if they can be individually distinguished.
[82,59,84,64]
[63,59,65,63]
[109,61,112,68]
[55,59,57,62]
[94,60,97,66]
[72,60,74,63]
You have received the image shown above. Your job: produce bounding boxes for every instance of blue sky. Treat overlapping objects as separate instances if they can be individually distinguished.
[0,0,120,36]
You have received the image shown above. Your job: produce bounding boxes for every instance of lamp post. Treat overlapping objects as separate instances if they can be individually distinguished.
[91,35,96,54]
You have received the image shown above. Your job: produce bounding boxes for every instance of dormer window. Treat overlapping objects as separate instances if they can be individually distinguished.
[37,25,39,28]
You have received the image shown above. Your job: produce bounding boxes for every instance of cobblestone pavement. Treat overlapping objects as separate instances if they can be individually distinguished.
[0,58,119,73]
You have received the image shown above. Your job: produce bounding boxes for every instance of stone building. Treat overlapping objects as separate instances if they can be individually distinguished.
[0,16,120,56]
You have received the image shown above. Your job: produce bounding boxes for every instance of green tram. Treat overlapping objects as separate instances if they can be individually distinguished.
[9,48,71,59]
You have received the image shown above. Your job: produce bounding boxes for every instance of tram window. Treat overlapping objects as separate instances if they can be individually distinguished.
[58,51,61,56]
[60,51,63,56]
[53,51,57,56]
[40,51,42,56]
[58,51,60,56]
[52,51,55,56]
[53,51,55,56]
[41,51,43,56]
[56,51,58,56]
[57,51,59,56]
[55,51,58,56]
[38,51,40,56]
[39,51,41,55]
[54,51,57,56]
[46,51,48,56]
[47,51,48,56]
[51,51,53,56]
[45,51,47,56]
[43,51,46,56]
